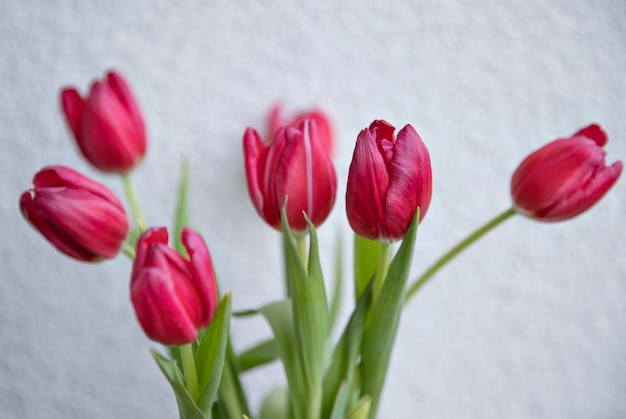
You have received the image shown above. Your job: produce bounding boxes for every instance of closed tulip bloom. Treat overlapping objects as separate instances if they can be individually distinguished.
[346,120,432,242]
[130,227,218,346]
[19,166,129,261]
[243,119,337,233]
[268,104,334,155]
[511,124,623,221]
[61,71,147,173]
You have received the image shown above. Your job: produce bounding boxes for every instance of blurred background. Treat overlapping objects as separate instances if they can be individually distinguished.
[1,0,625,418]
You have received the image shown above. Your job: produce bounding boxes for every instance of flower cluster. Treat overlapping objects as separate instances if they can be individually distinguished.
[18,70,623,419]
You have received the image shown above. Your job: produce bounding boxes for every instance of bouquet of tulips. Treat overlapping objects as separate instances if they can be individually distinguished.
[18,70,623,419]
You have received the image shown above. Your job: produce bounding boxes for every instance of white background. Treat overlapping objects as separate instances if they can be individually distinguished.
[1,1,625,418]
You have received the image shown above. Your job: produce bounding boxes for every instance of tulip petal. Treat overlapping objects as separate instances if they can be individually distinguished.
[275,125,309,231]
[512,138,606,214]
[511,124,622,221]
[385,124,431,238]
[293,109,334,155]
[183,228,218,328]
[539,160,623,221]
[347,121,431,242]
[33,166,126,213]
[62,72,146,173]
[274,120,336,232]
[305,120,337,227]
[246,112,336,232]
[243,127,269,222]
[20,191,100,262]
[574,123,607,147]
[132,227,169,286]
[61,88,84,141]
[107,71,146,145]
[346,128,389,240]
[131,266,199,346]
[267,103,284,141]
[81,82,139,171]
[33,187,128,259]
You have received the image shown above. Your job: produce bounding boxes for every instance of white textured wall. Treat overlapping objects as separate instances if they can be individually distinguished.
[1,1,625,418]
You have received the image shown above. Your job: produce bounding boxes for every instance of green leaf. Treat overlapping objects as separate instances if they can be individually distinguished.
[360,209,420,419]
[151,349,207,419]
[173,159,191,258]
[328,382,350,419]
[259,387,291,419]
[329,232,344,334]
[211,400,228,419]
[345,396,371,419]
[354,235,381,301]
[258,300,306,419]
[195,293,232,413]
[281,208,329,418]
[217,342,250,418]
[321,283,372,418]
[238,338,280,372]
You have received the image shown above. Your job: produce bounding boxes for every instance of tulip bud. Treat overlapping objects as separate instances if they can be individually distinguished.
[243,119,337,233]
[346,120,432,242]
[267,103,334,155]
[61,71,147,173]
[511,123,623,221]
[130,227,218,346]
[19,166,129,261]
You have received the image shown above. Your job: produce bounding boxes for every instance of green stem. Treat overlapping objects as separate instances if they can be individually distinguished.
[122,174,146,232]
[405,207,516,304]
[306,387,322,419]
[295,235,308,270]
[372,242,391,304]
[122,242,136,259]
[180,343,200,401]
[217,340,250,418]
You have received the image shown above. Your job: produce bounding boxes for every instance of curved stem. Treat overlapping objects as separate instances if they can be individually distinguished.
[122,174,146,233]
[122,242,136,259]
[405,207,516,304]
[180,343,200,401]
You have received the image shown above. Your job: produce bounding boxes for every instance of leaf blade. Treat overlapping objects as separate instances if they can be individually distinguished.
[195,293,232,413]
[238,338,280,372]
[173,159,190,257]
[151,349,207,419]
[360,209,420,418]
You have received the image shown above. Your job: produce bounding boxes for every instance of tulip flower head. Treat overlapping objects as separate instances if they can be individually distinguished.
[61,70,147,173]
[267,103,334,155]
[511,124,623,222]
[19,166,129,262]
[130,227,218,346]
[243,118,337,233]
[346,120,432,242]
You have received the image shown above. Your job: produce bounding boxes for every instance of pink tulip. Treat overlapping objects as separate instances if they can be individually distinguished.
[511,123,623,221]
[61,71,146,173]
[130,227,218,346]
[346,120,432,242]
[243,119,337,233]
[267,103,334,155]
[19,166,129,261]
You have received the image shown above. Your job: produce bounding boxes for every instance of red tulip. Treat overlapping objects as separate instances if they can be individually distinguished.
[243,119,337,233]
[130,227,218,346]
[267,103,334,155]
[346,120,432,242]
[19,166,129,261]
[511,123,623,221]
[61,71,146,173]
